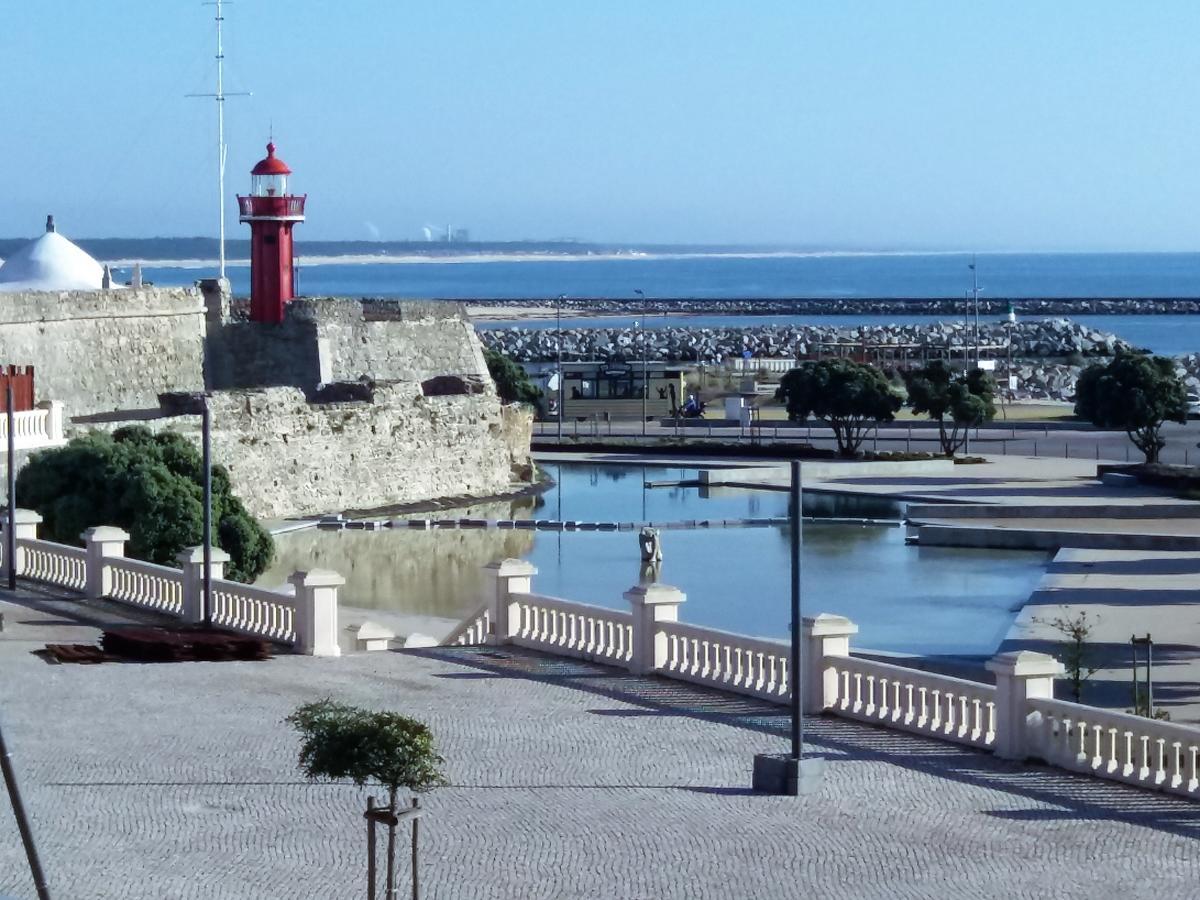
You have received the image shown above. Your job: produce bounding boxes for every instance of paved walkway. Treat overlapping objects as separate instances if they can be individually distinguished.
[1,591,1199,899]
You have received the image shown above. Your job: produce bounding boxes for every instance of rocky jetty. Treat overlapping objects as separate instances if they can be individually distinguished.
[479,318,1130,366]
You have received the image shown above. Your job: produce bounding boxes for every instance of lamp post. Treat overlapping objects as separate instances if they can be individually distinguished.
[634,289,647,437]
[1007,302,1017,404]
[556,294,566,442]
[741,460,822,795]
[6,383,15,591]
[969,255,981,369]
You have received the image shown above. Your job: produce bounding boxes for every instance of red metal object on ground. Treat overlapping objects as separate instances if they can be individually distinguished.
[0,366,34,411]
[238,142,306,324]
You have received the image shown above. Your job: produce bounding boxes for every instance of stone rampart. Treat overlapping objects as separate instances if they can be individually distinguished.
[0,287,205,416]
[208,298,490,393]
[199,383,533,519]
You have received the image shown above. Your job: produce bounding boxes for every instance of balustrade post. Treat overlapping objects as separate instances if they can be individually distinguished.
[81,526,130,601]
[624,583,686,675]
[802,614,859,713]
[3,509,42,579]
[290,569,345,656]
[36,400,65,444]
[985,650,1064,761]
[176,545,230,623]
[482,558,537,645]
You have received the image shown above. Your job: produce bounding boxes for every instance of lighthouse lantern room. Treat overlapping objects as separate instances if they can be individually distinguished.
[238,142,306,323]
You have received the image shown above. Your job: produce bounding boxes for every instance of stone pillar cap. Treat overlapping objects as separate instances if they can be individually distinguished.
[623,583,686,606]
[10,509,44,525]
[80,525,130,542]
[176,545,232,565]
[484,558,537,578]
[289,568,346,588]
[803,613,859,637]
[985,650,1065,678]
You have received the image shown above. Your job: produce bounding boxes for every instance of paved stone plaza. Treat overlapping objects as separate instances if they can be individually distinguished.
[1,589,1199,899]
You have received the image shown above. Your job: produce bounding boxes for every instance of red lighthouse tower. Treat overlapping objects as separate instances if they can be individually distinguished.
[237,142,306,323]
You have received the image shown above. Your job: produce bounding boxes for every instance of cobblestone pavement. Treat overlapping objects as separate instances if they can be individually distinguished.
[1,594,1199,899]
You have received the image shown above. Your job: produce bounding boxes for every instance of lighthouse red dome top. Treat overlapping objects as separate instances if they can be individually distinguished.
[251,142,292,176]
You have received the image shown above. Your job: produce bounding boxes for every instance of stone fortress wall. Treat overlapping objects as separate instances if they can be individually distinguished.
[2,281,532,519]
[0,287,206,416]
[206,297,490,391]
[198,383,531,519]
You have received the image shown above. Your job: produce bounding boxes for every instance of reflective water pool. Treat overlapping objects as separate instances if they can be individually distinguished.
[261,463,1049,657]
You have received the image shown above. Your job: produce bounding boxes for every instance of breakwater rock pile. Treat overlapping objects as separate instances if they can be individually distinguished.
[479,318,1130,366]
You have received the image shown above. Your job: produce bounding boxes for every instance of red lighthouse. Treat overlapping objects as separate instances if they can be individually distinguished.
[237,142,306,323]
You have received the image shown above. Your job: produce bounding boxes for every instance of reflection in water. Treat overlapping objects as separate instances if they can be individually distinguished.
[259,499,534,620]
[264,464,1048,657]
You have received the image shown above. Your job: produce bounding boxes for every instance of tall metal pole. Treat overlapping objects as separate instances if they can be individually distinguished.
[0,716,53,900]
[970,254,980,369]
[215,0,227,280]
[556,294,565,442]
[635,289,647,437]
[789,459,803,762]
[6,383,15,591]
[201,400,213,629]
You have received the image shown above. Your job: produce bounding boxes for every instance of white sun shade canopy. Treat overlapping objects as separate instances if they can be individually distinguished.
[0,229,110,292]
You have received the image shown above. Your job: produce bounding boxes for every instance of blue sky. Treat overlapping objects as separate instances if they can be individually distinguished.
[2,1,1198,249]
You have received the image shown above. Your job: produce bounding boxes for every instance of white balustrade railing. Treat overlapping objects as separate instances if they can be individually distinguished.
[659,620,790,703]
[209,578,296,643]
[0,510,340,656]
[0,403,66,452]
[107,557,185,616]
[446,603,491,646]
[445,560,1200,802]
[825,655,997,750]
[17,538,87,592]
[1029,697,1200,798]
[509,592,633,665]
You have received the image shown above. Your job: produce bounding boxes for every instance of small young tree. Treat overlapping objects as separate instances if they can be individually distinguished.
[484,349,541,406]
[288,700,445,897]
[904,362,997,455]
[1074,351,1188,463]
[1034,610,1098,702]
[775,359,901,457]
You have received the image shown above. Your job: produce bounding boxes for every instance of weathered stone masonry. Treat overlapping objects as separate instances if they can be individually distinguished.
[0,288,205,415]
[202,383,532,519]
[2,282,532,518]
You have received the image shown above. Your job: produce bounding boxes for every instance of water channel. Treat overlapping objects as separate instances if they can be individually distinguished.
[259,463,1049,658]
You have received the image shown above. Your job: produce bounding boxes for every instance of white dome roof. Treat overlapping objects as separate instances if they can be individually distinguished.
[0,229,107,292]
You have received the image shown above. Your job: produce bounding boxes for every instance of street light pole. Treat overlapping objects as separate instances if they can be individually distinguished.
[6,383,15,591]
[634,289,647,438]
[201,398,213,629]
[788,459,803,763]
[969,254,981,369]
[556,294,566,443]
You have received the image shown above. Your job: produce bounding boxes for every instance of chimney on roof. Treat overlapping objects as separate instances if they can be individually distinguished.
[46,215,56,233]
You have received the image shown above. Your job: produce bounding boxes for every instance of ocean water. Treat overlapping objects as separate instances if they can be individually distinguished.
[139,251,1200,301]
[134,251,1200,355]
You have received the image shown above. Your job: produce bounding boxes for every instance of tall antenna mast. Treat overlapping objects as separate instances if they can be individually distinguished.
[188,0,250,281]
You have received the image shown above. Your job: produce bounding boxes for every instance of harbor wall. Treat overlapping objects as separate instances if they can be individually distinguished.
[196,383,533,519]
[0,287,206,417]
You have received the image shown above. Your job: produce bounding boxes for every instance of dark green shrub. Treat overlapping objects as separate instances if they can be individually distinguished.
[16,426,273,582]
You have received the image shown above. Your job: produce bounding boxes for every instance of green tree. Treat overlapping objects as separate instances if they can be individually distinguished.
[1034,610,1098,702]
[16,426,273,582]
[1074,351,1187,463]
[904,361,997,455]
[288,700,446,897]
[484,349,541,406]
[775,359,901,457]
